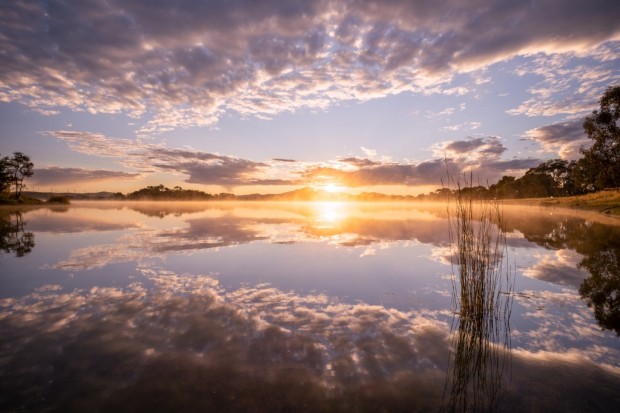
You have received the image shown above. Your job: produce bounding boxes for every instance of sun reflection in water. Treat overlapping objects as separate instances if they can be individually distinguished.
[313,202,349,229]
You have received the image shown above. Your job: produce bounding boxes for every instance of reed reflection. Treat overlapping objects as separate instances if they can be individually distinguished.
[444,185,513,412]
[0,210,35,257]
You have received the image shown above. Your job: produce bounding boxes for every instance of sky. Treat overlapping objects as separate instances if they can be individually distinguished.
[1,0,619,196]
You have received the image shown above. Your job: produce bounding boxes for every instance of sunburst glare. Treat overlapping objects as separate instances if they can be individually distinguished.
[313,201,349,228]
[323,183,345,193]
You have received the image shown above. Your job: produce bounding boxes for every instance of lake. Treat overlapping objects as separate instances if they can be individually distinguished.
[1,201,619,412]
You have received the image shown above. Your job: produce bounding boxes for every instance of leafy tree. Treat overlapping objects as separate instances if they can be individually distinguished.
[518,172,553,198]
[521,159,577,197]
[0,155,10,193]
[569,158,596,194]
[432,187,453,200]
[458,185,490,199]
[489,176,519,199]
[126,184,216,200]
[4,152,34,198]
[579,85,620,190]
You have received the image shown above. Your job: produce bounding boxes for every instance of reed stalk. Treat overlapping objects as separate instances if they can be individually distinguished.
[443,173,514,413]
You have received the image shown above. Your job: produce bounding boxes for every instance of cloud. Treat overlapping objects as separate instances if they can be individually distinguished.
[442,121,481,132]
[338,157,381,168]
[523,119,590,160]
[1,1,619,133]
[32,167,141,186]
[430,136,541,182]
[44,130,298,187]
[303,159,450,187]
[507,48,620,118]
[44,130,535,189]
[41,131,137,158]
[150,153,271,187]
[305,156,521,187]
[442,137,506,157]
[272,158,297,163]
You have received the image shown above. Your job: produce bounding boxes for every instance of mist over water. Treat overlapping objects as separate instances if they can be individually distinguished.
[1,202,619,411]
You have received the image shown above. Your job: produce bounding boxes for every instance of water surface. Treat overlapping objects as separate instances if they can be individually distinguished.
[1,202,619,412]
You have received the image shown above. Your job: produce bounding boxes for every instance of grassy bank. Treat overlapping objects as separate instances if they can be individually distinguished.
[0,195,71,206]
[506,190,620,215]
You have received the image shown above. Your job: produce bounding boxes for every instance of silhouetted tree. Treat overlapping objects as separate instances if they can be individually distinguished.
[126,184,216,200]
[4,152,34,198]
[489,176,519,199]
[568,159,596,194]
[578,85,620,190]
[0,155,10,193]
[523,159,577,197]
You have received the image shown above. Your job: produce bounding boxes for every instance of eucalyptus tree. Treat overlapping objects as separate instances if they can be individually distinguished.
[3,152,34,198]
[577,86,620,190]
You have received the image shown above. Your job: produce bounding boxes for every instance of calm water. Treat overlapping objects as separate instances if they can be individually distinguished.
[1,201,619,412]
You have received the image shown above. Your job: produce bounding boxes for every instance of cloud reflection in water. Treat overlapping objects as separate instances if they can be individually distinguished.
[2,203,620,410]
[1,271,619,412]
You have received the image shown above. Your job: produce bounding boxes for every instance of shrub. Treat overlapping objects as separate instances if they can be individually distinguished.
[46,195,71,205]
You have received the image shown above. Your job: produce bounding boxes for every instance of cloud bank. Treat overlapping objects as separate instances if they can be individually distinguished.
[44,130,298,187]
[45,130,542,188]
[523,119,590,160]
[2,0,619,134]
[32,167,141,186]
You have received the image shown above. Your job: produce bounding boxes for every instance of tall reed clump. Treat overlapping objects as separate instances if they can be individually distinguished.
[443,173,514,413]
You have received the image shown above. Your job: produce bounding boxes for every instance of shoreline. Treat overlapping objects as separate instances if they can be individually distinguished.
[2,190,619,217]
[501,190,620,216]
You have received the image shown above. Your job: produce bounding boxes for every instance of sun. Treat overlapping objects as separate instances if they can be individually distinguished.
[323,183,344,193]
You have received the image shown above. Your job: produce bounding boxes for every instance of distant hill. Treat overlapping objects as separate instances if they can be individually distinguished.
[238,187,353,201]
[21,187,418,202]
[238,187,416,202]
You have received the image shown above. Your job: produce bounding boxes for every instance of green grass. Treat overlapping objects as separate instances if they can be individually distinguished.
[512,190,620,215]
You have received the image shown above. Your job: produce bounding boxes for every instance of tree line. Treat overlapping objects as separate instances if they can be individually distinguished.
[490,86,619,199]
[419,85,620,201]
[113,184,236,201]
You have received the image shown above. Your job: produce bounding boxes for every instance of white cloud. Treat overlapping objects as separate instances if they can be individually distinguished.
[1,1,618,134]
[523,119,590,160]
[442,121,481,131]
[44,129,542,188]
[507,44,620,117]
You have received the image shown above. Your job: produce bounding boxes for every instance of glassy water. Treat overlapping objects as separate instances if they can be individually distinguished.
[1,202,619,412]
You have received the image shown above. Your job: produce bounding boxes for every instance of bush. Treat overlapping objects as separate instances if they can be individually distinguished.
[46,195,71,205]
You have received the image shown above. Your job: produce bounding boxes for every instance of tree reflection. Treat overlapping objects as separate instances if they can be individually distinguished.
[508,211,620,336]
[0,211,35,257]
[578,245,620,336]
